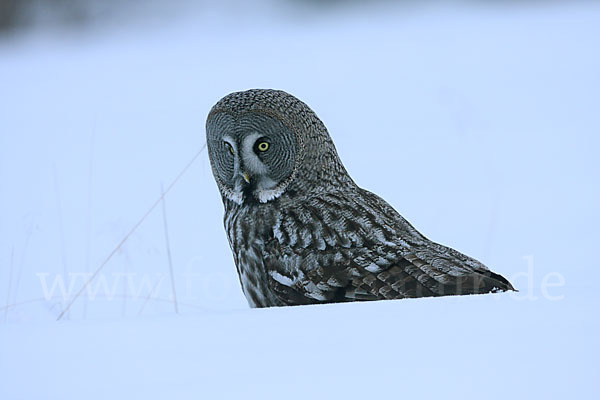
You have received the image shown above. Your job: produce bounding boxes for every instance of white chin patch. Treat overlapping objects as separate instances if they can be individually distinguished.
[254,176,285,203]
[256,186,286,203]
[224,184,284,204]
[225,189,244,205]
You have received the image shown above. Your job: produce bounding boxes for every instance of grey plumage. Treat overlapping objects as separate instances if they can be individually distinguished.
[206,89,514,307]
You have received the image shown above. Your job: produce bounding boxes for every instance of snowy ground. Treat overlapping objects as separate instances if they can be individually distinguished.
[1,1,599,398]
[3,295,599,399]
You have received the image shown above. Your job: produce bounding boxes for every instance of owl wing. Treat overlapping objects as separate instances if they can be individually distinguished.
[262,190,514,306]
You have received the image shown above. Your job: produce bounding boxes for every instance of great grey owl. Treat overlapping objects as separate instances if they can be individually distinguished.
[206,89,514,307]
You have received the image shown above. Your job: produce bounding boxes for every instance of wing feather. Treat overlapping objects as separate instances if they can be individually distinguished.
[262,190,513,306]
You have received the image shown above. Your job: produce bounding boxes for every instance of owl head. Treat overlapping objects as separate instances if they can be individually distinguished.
[206,89,353,205]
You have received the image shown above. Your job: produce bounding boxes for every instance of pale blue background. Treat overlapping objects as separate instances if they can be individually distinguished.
[1,1,599,398]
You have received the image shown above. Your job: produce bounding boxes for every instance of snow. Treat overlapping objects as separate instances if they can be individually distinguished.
[1,1,599,398]
[2,295,598,399]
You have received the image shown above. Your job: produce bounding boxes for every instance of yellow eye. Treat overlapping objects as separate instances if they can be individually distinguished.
[225,142,234,155]
[257,141,270,152]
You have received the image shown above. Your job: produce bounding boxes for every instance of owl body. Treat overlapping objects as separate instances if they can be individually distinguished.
[207,89,514,308]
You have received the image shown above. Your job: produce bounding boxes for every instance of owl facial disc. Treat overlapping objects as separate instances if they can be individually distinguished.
[206,110,298,205]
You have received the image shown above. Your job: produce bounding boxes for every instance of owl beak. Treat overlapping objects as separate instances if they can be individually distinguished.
[242,171,251,184]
